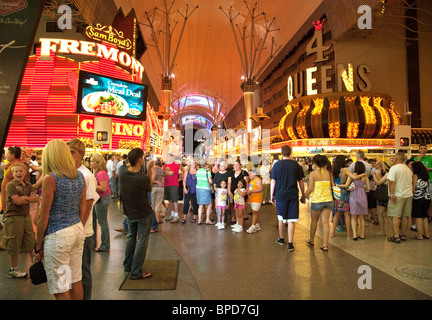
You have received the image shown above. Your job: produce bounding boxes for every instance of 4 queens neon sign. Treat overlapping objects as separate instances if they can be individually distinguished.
[39,38,144,82]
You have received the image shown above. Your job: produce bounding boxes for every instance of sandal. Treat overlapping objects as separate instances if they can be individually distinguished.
[411,236,424,240]
[181,219,186,224]
[388,236,401,243]
[320,246,328,251]
[191,218,196,223]
[400,235,407,241]
[305,240,314,246]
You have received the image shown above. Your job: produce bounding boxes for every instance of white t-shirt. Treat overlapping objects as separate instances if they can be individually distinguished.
[106,159,116,179]
[234,188,245,205]
[30,160,39,175]
[78,164,100,237]
[387,163,413,198]
[217,188,228,207]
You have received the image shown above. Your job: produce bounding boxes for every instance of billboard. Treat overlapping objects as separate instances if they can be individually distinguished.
[77,70,147,121]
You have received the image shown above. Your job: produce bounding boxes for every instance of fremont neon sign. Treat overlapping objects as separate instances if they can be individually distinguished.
[39,38,144,81]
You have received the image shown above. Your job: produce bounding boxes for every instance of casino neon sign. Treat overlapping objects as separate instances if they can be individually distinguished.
[39,38,144,81]
[80,119,144,137]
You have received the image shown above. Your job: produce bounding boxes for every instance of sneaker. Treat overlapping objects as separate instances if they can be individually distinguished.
[246,225,258,234]
[255,224,261,231]
[218,223,225,230]
[232,225,243,233]
[276,238,285,245]
[170,216,179,223]
[231,223,238,229]
[215,222,220,228]
[165,215,174,222]
[287,243,295,252]
[8,268,27,279]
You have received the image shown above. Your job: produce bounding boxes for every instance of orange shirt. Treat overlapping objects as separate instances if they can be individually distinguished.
[248,178,262,203]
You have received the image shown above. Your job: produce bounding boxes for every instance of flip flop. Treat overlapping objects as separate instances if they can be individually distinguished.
[320,246,328,251]
[411,236,424,240]
[131,272,152,280]
[305,240,314,246]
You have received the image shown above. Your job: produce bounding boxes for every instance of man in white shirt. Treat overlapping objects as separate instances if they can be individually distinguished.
[107,154,118,199]
[67,139,100,300]
[386,151,413,243]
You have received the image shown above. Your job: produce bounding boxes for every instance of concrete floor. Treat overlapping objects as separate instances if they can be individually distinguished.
[0,199,431,301]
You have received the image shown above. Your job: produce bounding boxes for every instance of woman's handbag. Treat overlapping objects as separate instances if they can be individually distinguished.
[347,182,356,192]
[29,258,47,285]
[374,183,389,202]
[332,186,342,200]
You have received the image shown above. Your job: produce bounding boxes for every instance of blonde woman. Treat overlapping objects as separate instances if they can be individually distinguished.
[35,139,87,300]
[89,154,112,252]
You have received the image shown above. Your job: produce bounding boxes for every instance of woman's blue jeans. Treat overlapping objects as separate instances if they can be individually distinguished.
[92,194,112,251]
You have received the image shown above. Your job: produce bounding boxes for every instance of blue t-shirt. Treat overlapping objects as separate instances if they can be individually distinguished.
[270,159,304,201]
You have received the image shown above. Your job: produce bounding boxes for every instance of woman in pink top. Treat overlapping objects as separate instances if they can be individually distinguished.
[90,154,112,252]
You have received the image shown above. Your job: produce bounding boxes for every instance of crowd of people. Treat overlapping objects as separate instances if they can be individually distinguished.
[0,140,430,300]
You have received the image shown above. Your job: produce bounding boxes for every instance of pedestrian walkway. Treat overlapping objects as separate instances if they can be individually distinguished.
[0,200,431,300]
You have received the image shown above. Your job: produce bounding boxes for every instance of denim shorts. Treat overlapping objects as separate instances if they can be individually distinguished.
[311,201,334,212]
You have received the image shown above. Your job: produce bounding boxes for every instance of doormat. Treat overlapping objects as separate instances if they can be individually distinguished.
[119,260,180,291]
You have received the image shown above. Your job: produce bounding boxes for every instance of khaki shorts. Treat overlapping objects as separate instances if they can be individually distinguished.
[43,223,85,295]
[4,215,35,255]
[387,196,412,218]
[249,202,261,212]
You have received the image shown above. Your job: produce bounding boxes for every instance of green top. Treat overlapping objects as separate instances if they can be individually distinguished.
[414,155,432,181]
[196,168,210,190]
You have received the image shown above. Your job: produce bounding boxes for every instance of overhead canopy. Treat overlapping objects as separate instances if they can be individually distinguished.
[112,0,325,126]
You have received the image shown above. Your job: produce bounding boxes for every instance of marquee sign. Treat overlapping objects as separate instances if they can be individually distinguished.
[39,38,144,82]
[85,24,132,51]
[286,18,372,102]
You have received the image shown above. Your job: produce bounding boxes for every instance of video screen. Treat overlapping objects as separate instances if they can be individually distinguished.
[77,70,147,121]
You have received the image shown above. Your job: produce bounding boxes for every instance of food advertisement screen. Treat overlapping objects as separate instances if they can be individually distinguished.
[77,71,147,121]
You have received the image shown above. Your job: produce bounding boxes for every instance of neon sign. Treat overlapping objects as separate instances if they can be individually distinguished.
[80,118,144,138]
[85,24,132,51]
[39,38,144,81]
[287,19,372,102]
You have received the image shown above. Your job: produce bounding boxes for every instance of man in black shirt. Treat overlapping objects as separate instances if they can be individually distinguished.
[270,145,306,251]
[118,148,153,280]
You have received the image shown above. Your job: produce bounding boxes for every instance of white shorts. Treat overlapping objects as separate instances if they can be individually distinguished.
[249,202,261,212]
[43,222,85,295]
